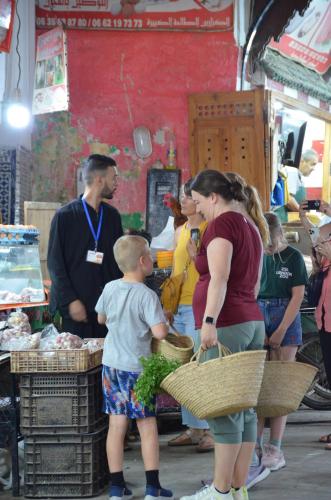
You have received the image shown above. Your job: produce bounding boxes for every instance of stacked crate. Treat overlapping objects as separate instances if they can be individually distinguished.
[18,366,108,498]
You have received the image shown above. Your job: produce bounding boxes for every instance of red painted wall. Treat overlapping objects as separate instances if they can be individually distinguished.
[33,30,238,225]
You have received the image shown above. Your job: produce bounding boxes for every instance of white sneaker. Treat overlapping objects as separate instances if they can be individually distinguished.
[261,444,286,471]
[180,485,233,500]
[231,487,249,500]
[245,462,270,489]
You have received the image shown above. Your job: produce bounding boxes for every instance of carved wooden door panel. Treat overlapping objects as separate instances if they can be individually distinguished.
[189,89,271,208]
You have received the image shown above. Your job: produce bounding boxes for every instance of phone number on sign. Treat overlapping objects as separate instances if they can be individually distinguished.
[36,17,143,29]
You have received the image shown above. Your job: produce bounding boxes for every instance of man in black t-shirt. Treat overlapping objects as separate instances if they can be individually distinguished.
[47,154,123,338]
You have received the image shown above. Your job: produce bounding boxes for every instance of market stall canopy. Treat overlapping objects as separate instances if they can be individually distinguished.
[262,0,331,103]
[243,0,331,103]
[247,0,313,67]
[268,0,331,76]
[261,48,331,104]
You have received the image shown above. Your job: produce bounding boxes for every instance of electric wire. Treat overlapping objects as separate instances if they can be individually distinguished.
[15,0,21,90]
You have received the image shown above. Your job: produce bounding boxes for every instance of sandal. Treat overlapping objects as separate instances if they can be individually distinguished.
[319,433,331,443]
[167,429,201,447]
[196,431,214,453]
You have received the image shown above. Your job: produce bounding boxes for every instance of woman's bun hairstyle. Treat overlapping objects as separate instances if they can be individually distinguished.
[228,180,247,202]
[191,169,247,203]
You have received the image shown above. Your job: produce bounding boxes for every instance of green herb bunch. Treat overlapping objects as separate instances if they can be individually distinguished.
[134,354,180,410]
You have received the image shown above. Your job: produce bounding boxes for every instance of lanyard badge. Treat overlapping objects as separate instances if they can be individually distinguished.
[82,198,104,264]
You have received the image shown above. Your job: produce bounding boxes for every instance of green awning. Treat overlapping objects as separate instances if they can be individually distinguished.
[261,48,331,104]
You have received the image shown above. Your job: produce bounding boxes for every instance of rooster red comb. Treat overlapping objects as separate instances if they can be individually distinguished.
[163,192,175,207]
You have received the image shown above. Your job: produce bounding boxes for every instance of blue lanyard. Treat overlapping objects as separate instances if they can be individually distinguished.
[82,198,104,251]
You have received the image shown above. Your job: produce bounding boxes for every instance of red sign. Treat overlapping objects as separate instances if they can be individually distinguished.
[269,0,331,75]
[0,0,15,53]
[32,26,69,115]
[36,0,233,32]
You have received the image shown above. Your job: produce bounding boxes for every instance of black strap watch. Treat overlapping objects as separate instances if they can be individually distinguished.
[204,316,215,325]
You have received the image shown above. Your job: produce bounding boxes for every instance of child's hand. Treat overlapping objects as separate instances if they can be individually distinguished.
[268,327,285,350]
[164,310,174,325]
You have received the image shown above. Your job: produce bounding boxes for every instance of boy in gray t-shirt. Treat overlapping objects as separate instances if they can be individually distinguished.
[95,235,173,500]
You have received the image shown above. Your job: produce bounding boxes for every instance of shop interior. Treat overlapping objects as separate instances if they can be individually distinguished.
[269,93,331,258]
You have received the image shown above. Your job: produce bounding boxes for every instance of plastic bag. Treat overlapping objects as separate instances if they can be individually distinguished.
[151,216,175,251]
[7,311,31,333]
[53,332,83,350]
[82,338,104,352]
[39,324,60,350]
[38,325,83,350]
[0,329,38,351]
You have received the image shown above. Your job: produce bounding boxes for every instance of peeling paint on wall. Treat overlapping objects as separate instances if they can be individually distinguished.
[121,212,144,230]
[32,112,84,203]
[87,141,120,156]
[32,30,238,219]
[153,129,166,145]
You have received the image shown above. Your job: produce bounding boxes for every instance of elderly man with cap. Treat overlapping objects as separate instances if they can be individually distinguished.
[275,149,319,223]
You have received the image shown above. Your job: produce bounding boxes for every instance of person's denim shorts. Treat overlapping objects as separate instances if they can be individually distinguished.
[258,298,302,346]
[102,365,156,419]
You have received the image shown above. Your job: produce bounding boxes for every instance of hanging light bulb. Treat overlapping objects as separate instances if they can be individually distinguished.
[6,89,31,128]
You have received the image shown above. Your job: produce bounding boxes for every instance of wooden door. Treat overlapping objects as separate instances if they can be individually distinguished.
[24,201,61,280]
[189,89,271,208]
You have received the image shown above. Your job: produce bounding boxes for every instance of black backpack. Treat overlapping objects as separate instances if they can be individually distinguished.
[306,268,329,307]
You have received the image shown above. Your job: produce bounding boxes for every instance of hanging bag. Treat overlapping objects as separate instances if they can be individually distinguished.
[151,328,194,365]
[256,360,317,418]
[160,260,189,315]
[161,343,266,419]
[160,223,207,314]
[306,267,329,307]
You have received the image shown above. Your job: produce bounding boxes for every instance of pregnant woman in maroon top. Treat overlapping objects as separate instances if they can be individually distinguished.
[180,170,265,500]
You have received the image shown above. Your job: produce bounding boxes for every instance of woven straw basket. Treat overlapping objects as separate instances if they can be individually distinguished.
[152,333,194,365]
[161,343,266,419]
[256,361,318,418]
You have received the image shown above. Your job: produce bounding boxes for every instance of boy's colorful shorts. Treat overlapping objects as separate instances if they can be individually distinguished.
[102,365,156,419]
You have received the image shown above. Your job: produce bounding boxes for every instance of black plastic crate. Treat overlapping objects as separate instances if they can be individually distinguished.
[19,367,107,435]
[0,397,17,447]
[24,426,108,498]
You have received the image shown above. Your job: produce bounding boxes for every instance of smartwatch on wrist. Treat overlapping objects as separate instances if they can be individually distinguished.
[204,316,215,325]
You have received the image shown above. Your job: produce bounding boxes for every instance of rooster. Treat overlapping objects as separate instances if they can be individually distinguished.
[163,193,187,229]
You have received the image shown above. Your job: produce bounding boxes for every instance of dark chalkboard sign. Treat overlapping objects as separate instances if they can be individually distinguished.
[146,169,181,238]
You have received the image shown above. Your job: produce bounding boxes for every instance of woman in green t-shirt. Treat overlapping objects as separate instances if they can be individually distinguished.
[257,212,308,473]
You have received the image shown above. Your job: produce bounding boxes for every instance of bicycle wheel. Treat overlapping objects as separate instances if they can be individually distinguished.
[297,333,331,409]
[302,391,331,411]
[313,385,331,400]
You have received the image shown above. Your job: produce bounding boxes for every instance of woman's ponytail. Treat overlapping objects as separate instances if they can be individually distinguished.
[245,185,270,247]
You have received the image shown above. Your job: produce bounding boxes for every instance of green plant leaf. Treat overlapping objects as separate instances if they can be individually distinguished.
[134,354,180,410]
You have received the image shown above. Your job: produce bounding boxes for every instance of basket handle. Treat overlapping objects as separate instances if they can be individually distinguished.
[190,341,231,364]
[168,325,180,337]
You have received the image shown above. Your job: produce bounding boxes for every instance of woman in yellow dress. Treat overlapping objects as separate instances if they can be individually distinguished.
[166,179,213,453]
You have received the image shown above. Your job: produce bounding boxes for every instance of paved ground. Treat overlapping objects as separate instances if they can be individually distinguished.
[1,410,331,499]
